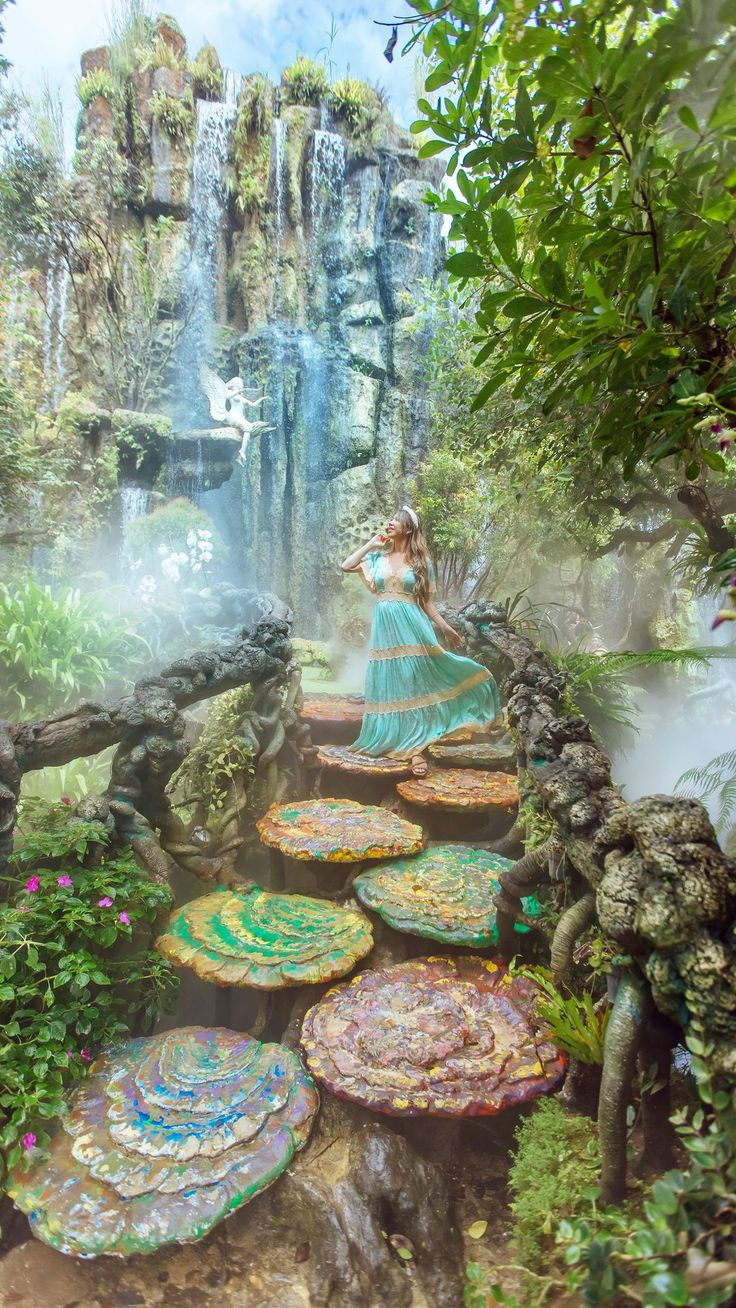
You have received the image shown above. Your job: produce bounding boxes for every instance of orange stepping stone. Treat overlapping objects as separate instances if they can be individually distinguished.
[301,956,566,1117]
[397,768,519,812]
[257,798,425,863]
[301,693,364,727]
[317,744,413,778]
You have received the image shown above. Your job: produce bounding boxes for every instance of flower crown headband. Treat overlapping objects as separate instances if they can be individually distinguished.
[401,504,419,529]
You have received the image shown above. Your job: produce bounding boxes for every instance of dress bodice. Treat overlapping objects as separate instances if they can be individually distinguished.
[358,551,433,602]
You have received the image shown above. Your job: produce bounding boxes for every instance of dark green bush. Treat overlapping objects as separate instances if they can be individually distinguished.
[509,1097,599,1272]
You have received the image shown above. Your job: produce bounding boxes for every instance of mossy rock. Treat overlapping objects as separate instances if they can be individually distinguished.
[57,394,111,440]
[111,409,173,445]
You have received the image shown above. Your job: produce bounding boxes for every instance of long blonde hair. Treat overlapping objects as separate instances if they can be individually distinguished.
[393,508,431,607]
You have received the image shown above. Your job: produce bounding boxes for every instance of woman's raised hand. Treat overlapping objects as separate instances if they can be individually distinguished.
[367,529,388,548]
[444,624,465,650]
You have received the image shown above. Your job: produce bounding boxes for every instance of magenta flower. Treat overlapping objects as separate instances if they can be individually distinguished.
[25,876,40,894]
[66,1050,73,1058]
[80,1047,92,1061]
[60,796,71,806]
[711,422,724,435]
[118,911,131,926]
[719,434,733,453]
[17,905,29,913]
[57,874,72,888]
[97,896,113,907]
[22,1132,36,1151]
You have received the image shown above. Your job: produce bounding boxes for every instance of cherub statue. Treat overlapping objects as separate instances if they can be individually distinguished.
[199,366,274,465]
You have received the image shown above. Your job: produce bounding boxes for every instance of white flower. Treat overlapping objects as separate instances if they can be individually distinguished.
[186,530,197,547]
[199,529,212,539]
[157,544,169,556]
[161,557,181,583]
[192,562,202,573]
[129,558,142,572]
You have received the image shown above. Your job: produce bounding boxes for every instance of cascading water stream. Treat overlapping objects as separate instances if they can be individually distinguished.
[42,247,70,410]
[311,129,347,240]
[270,117,288,311]
[172,68,243,496]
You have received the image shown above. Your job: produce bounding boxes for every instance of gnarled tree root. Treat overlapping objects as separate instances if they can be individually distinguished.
[599,971,654,1203]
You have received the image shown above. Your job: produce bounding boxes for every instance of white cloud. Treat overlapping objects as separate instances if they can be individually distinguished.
[2,0,420,150]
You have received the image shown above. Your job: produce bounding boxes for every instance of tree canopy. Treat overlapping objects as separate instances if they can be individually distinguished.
[405,0,736,562]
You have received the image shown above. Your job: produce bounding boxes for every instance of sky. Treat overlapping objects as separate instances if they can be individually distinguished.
[3,0,420,155]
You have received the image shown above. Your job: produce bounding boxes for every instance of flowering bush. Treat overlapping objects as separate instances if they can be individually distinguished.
[0,801,176,1170]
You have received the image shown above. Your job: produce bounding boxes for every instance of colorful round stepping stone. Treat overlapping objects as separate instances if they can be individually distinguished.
[301,956,566,1117]
[257,798,425,863]
[428,741,516,770]
[157,886,373,988]
[317,744,413,778]
[353,845,539,946]
[8,1027,318,1257]
[397,768,519,812]
[301,693,364,726]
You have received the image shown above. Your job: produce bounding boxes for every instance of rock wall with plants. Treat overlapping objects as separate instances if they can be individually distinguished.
[14,16,445,638]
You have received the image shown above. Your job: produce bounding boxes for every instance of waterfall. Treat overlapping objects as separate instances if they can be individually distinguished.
[174,69,243,436]
[42,248,70,409]
[422,209,442,279]
[311,130,347,239]
[374,154,396,244]
[270,117,288,309]
[120,482,152,569]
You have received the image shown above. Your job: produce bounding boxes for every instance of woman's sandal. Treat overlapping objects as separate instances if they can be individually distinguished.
[411,753,428,777]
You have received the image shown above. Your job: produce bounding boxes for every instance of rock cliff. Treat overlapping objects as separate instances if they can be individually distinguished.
[69,20,445,635]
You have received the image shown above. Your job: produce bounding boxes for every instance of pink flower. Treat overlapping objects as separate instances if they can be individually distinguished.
[22,1132,36,1151]
[118,911,131,926]
[60,796,71,806]
[25,876,40,894]
[17,905,29,913]
[57,875,72,888]
[719,435,733,453]
[66,1051,73,1058]
[80,1048,92,1061]
[97,896,113,907]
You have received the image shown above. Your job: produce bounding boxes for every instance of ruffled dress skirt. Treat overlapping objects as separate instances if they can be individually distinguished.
[352,598,501,759]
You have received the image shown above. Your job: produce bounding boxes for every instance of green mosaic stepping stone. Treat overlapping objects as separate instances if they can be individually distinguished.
[8,1028,318,1258]
[157,885,373,988]
[353,845,540,946]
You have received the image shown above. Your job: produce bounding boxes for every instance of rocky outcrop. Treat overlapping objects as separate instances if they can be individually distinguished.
[70,33,445,634]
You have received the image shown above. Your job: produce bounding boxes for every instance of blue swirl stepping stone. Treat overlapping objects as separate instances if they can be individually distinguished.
[8,1027,318,1257]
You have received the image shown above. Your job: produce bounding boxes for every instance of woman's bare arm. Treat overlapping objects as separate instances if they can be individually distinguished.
[423,598,464,649]
[341,533,387,572]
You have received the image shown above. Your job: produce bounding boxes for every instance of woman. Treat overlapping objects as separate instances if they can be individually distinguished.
[340,506,501,776]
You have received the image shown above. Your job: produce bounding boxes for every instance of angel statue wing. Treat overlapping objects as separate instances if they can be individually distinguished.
[199,365,230,423]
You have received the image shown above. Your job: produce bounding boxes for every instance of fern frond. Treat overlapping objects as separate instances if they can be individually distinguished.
[677,750,736,796]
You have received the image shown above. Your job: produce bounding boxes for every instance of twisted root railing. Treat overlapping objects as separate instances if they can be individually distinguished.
[0,615,316,889]
[454,600,736,1202]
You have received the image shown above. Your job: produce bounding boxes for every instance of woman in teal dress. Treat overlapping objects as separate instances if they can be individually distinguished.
[340,507,502,775]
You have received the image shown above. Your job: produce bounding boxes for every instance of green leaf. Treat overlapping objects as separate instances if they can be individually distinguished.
[446,250,486,278]
[504,295,545,318]
[467,1220,488,1239]
[637,284,655,327]
[677,105,699,134]
[417,140,449,159]
[490,208,517,263]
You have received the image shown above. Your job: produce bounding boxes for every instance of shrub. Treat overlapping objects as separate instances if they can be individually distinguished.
[235,73,273,138]
[136,33,185,72]
[330,77,376,131]
[282,56,329,107]
[171,685,256,817]
[0,800,176,1168]
[190,44,223,100]
[76,69,116,108]
[150,89,193,142]
[516,965,610,1064]
[0,581,149,719]
[509,1098,599,1272]
[125,497,226,568]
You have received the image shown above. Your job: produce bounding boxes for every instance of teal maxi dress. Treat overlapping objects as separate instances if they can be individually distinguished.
[351,550,502,759]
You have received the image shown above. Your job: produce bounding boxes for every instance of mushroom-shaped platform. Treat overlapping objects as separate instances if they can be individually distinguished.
[301,956,565,1116]
[8,1027,318,1257]
[317,744,413,779]
[353,845,539,946]
[301,693,364,727]
[397,768,519,812]
[257,798,425,863]
[428,741,516,771]
[157,886,373,988]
